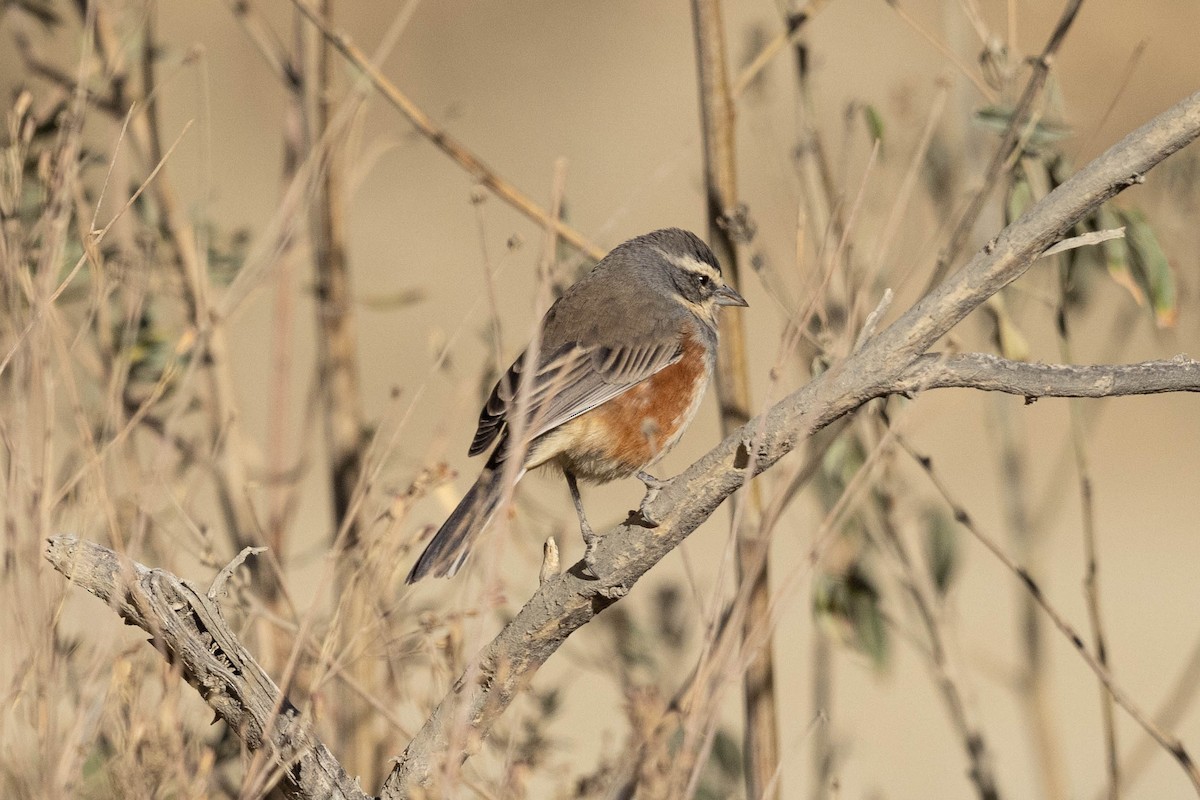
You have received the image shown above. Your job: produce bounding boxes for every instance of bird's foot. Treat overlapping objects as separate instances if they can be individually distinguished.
[634,471,667,528]
[636,471,667,492]
[581,521,601,578]
[579,529,627,597]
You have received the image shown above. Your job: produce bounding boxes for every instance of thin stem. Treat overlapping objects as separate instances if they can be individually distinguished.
[691,2,780,798]
[924,0,1087,291]
[992,399,1068,799]
[897,434,1200,795]
[287,0,605,261]
[874,475,1001,800]
[884,0,999,102]
[1057,322,1120,797]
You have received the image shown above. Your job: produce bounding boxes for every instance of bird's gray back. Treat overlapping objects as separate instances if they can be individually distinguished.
[539,257,683,353]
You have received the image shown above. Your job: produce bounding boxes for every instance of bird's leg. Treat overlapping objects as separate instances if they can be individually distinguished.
[634,470,666,528]
[565,470,601,576]
[636,471,666,491]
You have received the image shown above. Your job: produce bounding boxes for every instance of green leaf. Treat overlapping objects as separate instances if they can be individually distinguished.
[1119,207,1177,328]
[924,509,958,596]
[822,434,866,484]
[863,104,885,152]
[1092,204,1136,308]
[202,223,251,286]
[814,567,889,669]
[983,293,1030,362]
[710,728,742,779]
[849,581,888,669]
[817,434,867,512]
[974,105,1071,152]
[121,308,188,388]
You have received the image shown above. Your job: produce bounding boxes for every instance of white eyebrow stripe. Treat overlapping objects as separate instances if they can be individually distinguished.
[661,252,721,280]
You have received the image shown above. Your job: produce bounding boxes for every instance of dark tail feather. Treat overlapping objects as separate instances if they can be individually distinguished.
[406,466,506,583]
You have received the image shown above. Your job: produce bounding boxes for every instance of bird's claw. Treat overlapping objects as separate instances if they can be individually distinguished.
[636,471,667,493]
[635,471,666,528]
[581,522,601,578]
[580,524,628,599]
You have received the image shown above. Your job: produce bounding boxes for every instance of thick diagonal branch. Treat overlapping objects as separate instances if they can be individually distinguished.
[46,351,1198,797]
[383,90,1200,795]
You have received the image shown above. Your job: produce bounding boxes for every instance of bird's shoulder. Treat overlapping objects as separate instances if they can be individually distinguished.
[540,266,682,354]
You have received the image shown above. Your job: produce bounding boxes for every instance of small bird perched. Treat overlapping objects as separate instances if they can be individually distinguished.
[406,228,747,583]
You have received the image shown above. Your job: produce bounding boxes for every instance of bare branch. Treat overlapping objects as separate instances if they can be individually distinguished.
[539,537,560,586]
[1041,227,1124,257]
[44,537,368,800]
[899,353,1200,398]
[382,91,1200,794]
[872,479,1000,800]
[208,545,268,601]
[730,0,834,98]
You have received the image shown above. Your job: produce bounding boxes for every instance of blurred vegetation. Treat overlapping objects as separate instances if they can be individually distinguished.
[1,1,1197,799]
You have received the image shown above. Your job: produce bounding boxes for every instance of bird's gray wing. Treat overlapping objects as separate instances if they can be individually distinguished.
[468,338,683,458]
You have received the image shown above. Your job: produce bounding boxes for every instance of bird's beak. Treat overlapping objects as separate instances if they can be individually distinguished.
[713,282,749,307]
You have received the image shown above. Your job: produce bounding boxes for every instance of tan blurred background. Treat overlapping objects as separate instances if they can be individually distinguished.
[6,0,1200,797]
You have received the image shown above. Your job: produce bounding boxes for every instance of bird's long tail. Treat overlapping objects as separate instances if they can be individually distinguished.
[406,461,515,583]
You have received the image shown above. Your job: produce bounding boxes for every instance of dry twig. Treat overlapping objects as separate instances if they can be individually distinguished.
[287,0,605,261]
[44,538,367,800]
[895,433,1200,794]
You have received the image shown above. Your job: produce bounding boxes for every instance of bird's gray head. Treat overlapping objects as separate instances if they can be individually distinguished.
[614,228,748,326]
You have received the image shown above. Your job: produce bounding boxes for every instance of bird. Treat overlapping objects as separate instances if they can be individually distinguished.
[406,228,748,583]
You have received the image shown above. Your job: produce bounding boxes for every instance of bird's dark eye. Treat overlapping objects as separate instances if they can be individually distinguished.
[696,274,712,289]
